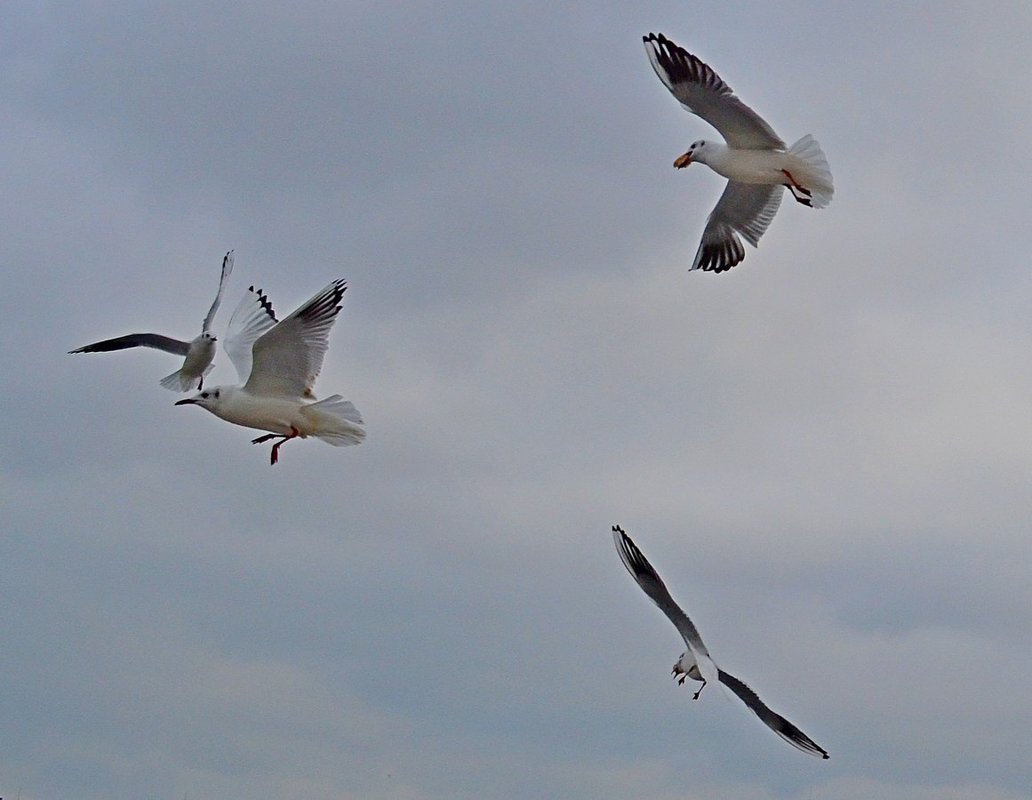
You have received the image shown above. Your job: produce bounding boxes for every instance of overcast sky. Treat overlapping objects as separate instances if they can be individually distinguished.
[2,2,1031,799]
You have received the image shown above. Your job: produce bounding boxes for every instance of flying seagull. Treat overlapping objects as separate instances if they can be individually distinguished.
[612,525,829,759]
[176,280,365,464]
[69,250,235,391]
[643,33,833,272]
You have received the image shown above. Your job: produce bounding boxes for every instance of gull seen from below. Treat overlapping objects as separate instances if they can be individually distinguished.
[644,33,833,272]
[612,525,829,759]
[69,250,235,391]
[176,280,365,465]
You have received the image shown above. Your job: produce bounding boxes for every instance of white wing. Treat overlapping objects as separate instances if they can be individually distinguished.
[201,250,235,334]
[244,280,346,398]
[612,526,719,688]
[223,286,278,383]
[644,33,784,150]
[692,183,783,272]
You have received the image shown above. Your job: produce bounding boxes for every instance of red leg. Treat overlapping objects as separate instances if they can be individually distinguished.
[269,427,300,465]
[782,169,813,206]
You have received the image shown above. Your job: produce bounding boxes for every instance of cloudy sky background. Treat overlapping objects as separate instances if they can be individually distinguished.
[2,2,1031,798]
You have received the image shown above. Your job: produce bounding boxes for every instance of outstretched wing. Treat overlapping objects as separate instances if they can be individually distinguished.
[612,525,718,687]
[718,669,829,759]
[223,286,278,383]
[201,249,235,334]
[69,333,190,356]
[244,280,347,398]
[643,33,784,150]
[692,183,783,272]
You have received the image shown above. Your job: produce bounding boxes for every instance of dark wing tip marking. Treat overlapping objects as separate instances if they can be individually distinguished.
[297,280,347,324]
[643,32,732,98]
[248,286,278,322]
[693,233,746,273]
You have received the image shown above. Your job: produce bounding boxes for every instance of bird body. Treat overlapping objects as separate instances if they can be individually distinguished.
[181,385,363,445]
[158,332,217,391]
[686,138,831,201]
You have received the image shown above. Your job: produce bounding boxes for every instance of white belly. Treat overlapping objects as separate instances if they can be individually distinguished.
[214,392,307,436]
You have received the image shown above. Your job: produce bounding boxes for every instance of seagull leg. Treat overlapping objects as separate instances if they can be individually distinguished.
[692,679,707,701]
[269,427,300,465]
[781,169,813,206]
[251,433,278,445]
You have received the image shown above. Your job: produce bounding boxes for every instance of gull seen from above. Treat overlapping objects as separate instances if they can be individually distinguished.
[176,280,365,465]
[69,250,235,391]
[612,525,829,759]
[644,33,833,272]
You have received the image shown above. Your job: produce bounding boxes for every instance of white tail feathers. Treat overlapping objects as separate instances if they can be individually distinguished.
[159,364,211,392]
[305,395,366,446]
[787,134,834,209]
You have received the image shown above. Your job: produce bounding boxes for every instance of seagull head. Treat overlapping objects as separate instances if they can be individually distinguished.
[674,139,710,169]
[175,387,222,410]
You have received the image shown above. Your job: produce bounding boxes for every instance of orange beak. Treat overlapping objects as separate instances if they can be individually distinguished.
[673,152,693,169]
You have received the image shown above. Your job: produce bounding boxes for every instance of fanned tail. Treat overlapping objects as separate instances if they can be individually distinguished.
[159,363,213,392]
[787,135,834,208]
[305,395,366,446]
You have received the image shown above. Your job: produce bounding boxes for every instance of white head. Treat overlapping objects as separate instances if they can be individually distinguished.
[674,139,717,169]
[175,386,225,412]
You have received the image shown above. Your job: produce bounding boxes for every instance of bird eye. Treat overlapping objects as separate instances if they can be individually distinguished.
[201,392,209,398]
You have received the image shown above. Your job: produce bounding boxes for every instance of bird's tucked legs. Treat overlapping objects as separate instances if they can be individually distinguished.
[782,169,813,207]
[269,427,300,465]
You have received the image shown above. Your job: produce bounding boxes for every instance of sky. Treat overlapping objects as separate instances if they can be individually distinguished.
[2,2,1031,798]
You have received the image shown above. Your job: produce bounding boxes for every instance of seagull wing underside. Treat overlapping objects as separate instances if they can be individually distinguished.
[69,333,190,356]
[223,286,278,383]
[612,526,718,685]
[644,33,784,150]
[692,182,783,272]
[201,250,235,334]
[718,669,829,759]
[244,280,346,398]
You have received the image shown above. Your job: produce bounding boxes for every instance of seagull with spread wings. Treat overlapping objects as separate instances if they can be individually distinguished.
[612,525,829,759]
[69,251,235,391]
[644,33,833,272]
[176,280,365,464]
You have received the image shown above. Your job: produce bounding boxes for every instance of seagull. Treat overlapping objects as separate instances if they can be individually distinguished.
[175,280,365,465]
[612,525,829,759]
[643,33,834,272]
[69,250,235,391]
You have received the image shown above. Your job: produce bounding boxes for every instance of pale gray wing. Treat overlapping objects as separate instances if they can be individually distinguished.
[244,280,346,398]
[692,182,783,272]
[69,333,190,356]
[201,249,235,334]
[612,526,714,664]
[644,33,784,150]
[718,669,830,759]
[223,286,278,383]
